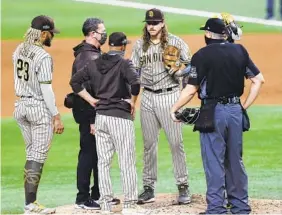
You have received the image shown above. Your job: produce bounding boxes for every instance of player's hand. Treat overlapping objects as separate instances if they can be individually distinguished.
[89,98,99,107]
[90,124,95,135]
[170,111,180,123]
[130,102,136,120]
[53,114,64,134]
[167,67,179,76]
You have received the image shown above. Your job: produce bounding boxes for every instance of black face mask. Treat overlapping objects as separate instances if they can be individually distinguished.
[204,36,212,45]
[204,36,225,45]
[96,32,107,45]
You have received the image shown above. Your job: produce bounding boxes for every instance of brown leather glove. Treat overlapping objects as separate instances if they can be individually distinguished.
[163,45,182,73]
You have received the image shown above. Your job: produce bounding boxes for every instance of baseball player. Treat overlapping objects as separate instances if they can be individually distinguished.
[171,18,265,214]
[131,8,192,204]
[70,32,146,214]
[12,15,64,214]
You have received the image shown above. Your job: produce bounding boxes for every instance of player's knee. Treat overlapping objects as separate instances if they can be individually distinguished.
[31,151,48,163]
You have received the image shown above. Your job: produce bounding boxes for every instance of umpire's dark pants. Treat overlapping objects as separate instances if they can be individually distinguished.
[76,123,100,203]
[200,104,251,214]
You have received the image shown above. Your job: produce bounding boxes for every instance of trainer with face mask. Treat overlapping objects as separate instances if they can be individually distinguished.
[70,32,146,214]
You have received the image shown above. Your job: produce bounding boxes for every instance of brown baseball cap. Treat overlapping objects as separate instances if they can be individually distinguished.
[31,15,60,33]
[144,8,164,22]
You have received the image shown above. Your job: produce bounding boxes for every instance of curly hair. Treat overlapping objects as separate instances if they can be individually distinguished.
[142,23,168,52]
[20,27,42,55]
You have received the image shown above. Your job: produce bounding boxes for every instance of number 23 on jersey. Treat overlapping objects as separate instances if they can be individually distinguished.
[17,59,29,81]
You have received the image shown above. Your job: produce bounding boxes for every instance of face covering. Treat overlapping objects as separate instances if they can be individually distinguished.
[205,36,212,45]
[98,32,107,45]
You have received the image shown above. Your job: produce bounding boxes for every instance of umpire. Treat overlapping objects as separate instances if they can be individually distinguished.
[65,18,119,209]
[70,32,143,214]
[171,18,265,214]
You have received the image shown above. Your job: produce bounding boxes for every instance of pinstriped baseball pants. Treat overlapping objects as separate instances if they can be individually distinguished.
[13,98,53,163]
[140,88,188,189]
[95,114,138,205]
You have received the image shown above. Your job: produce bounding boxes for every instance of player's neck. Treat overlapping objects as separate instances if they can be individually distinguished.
[85,37,99,49]
[150,33,162,44]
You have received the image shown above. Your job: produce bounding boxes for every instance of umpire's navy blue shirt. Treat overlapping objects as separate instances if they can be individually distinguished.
[187,40,261,99]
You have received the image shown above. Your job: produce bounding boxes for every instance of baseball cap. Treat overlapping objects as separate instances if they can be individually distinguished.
[144,8,164,22]
[31,15,60,33]
[109,32,131,47]
[200,18,226,34]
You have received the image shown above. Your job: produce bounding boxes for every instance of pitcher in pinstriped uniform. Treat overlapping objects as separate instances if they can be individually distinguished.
[12,15,64,214]
[131,8,192,205]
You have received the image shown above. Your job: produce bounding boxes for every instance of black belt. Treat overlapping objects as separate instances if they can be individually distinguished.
[20,96,33,98]
[202,96,240,105]
[144,87,174,94]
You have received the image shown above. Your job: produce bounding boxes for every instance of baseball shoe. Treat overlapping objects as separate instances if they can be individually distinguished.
[75,198,100,210]
[137,186,155,204]
[24,201,56,214]
[177,184,191,205]
[122,204,151,215]
[110,198,121,205]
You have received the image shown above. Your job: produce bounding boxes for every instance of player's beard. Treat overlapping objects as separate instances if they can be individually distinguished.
[148,26,162,38]
[43,35,53,47]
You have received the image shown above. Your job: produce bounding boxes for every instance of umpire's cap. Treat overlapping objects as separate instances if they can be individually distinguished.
[31,15,60,33]
[144,8,164,22]
[109,32,131,47]
[200,18,226,34]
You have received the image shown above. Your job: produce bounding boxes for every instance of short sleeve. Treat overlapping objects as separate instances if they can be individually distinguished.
[245,58,260,79]
[37,57,53,83]
[187,52,205,86]
[179,38,192,65]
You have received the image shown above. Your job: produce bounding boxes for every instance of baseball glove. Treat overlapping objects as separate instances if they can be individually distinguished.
[175,107,200,125]
[163,45,182,72]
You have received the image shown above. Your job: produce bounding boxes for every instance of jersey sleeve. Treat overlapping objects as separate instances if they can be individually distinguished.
[239,44,261,79]
[187,52,205,86]
[130,40,142,69]
[37,56,53,84]
[245,58,261,79]
[122,60,140,85]
[178,38,192,65]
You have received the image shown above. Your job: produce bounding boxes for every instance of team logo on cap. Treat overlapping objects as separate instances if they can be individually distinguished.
[149,11,154,17]
[42,25,51,30]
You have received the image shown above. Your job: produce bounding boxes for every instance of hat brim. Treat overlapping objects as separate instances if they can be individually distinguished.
[125,39,131,45]
[50,28,60,34]
[199,26,206,30]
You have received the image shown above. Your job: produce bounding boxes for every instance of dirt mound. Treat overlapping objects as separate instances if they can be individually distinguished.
[2,34,282,117]
[54,193,282,214]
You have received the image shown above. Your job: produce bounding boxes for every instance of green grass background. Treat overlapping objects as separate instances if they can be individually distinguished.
[1,0,282,214]
[1,0,282,40]
[2,107,282,214]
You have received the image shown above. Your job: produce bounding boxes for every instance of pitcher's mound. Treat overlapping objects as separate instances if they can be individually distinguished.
[55,193,282,214]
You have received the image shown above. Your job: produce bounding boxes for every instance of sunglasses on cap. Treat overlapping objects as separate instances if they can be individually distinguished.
[146,21,162,26]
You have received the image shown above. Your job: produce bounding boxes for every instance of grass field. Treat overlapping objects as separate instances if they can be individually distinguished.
[1,0,282,214]
[1,107,282,214]
[1,0,282,39]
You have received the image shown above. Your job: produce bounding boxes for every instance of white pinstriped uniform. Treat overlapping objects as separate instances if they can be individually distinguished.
[13,43,54,163]
[95,114,138,207]
[131,33,192,188]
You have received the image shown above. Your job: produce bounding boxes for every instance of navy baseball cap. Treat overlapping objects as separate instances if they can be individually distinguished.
[109,32,131,46]
[200,18,226,34]
[144,8,164,22]
[31,15,60,33]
